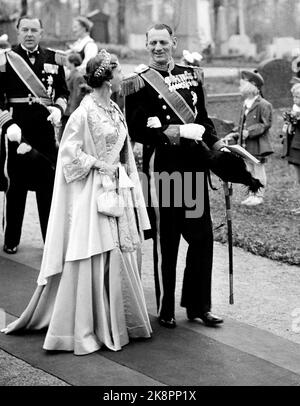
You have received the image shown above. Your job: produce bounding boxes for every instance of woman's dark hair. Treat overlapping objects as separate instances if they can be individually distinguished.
[85,52,118,88]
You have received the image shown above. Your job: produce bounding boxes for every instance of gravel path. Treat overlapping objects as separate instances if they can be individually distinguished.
[0,191,300,385]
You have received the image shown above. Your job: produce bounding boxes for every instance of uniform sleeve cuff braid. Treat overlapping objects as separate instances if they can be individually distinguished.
[54,97,67,115]
[212,140,226,151]
[53,104,64,116]
[0,110,13,128]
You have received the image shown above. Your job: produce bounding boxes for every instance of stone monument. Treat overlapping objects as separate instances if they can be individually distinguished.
[257,59,293,108]
[175,0,212,56]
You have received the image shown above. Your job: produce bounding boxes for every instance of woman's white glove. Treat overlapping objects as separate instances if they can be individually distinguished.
[147,116,162,128]
[94,160,117,177]
[47,106,62,126]
[6,123,22,143]
[17,142,32,155]
[179,123,205,142]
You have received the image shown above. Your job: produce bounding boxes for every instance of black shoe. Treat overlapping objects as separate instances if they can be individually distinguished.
[187,310,223,326]
[3,245,18,254]
[158,316,177,329]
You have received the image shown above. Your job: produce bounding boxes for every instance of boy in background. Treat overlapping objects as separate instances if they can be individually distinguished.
[224,70,273,206]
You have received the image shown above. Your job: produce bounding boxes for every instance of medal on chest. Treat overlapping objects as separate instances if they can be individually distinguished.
[46,74,54,98]
[164,70,199,92]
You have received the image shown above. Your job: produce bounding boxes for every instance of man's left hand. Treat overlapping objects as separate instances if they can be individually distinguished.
[47,106,62,126]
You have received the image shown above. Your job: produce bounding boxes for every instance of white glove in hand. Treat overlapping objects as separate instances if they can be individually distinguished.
[17,142,32,155]
[47,106,62,126]
[6,123,22,143]
[147,116,162,128]
[180,123,205,142]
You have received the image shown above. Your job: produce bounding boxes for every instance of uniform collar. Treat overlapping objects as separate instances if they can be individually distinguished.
[20,44,40,55]
[149,58,175,72]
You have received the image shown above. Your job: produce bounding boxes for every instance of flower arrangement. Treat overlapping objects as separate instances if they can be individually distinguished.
[283,110,300,126]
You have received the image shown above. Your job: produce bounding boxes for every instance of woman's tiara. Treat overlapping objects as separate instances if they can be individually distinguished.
[94,49,112,78]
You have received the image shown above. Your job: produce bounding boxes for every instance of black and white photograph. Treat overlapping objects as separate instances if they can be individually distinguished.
[0,0,299,393]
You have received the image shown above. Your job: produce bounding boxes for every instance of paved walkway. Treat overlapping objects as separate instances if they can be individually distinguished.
[0,192,300,386]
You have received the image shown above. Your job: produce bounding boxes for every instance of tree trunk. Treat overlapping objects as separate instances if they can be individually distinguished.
[213,0,223,55]
[20,0,28,16]
[89,0,101,11]
[117,0,126,45]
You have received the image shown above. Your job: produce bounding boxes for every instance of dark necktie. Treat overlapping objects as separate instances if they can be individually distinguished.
[27,50,39,63]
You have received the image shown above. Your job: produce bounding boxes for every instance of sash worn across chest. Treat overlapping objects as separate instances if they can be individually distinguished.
[140,68,196,124]
[6,50,52,106]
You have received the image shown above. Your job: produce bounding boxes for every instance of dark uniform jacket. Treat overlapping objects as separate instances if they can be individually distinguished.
[125,63,221,176]
[0,44,69,190]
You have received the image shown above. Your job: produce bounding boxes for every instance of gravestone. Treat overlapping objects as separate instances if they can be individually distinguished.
[87,10,109,43]
[206,93,241,126]
[270,37,300,58]
[257,58,293,108]
[227,35,256,58]
[175,0,201,56]
[210,117,235,139]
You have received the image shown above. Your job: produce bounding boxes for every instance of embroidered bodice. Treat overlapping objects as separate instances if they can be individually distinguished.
[61,95,128,184]
[85,95,127,165]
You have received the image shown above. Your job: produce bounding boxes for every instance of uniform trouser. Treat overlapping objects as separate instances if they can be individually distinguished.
[4,153,55,248]
[4,181,54,248]
[153,205,213,319]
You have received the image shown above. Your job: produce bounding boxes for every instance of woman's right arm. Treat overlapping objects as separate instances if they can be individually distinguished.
[60,109,98,183]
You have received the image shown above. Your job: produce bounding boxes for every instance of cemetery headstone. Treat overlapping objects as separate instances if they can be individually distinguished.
[257,58,293,108]
[210,117,235,139]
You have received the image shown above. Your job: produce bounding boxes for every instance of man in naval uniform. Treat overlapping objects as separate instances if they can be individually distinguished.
[0,16,68,254]
[124,23,224,328]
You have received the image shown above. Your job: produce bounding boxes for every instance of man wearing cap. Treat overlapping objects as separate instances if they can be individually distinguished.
[224,69,273,206]
[0,15,69,254]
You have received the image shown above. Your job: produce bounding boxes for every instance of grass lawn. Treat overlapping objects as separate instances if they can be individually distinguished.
[202,76,299,265]
[210,107,300,265]
[134,101,300,266]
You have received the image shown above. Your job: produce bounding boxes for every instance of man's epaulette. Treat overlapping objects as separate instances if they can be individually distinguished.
[0,49,7,72]
[48,48,67,66]
[175,63,204,83]
[120,64,149,97]
[54,50,67,66]
[134,64,149,74]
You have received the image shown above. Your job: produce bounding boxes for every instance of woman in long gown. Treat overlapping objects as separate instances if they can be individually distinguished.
[1,50,152,355]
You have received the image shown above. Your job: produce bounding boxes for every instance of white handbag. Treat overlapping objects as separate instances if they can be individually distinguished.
[96,164,134,217]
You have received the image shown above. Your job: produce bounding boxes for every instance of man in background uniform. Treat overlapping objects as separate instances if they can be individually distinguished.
[124,23,224,328]
[0,15,68,254]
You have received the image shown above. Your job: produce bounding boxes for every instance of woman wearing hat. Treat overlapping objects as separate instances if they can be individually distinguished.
[224,69,273,206]
[68,16,98,74]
